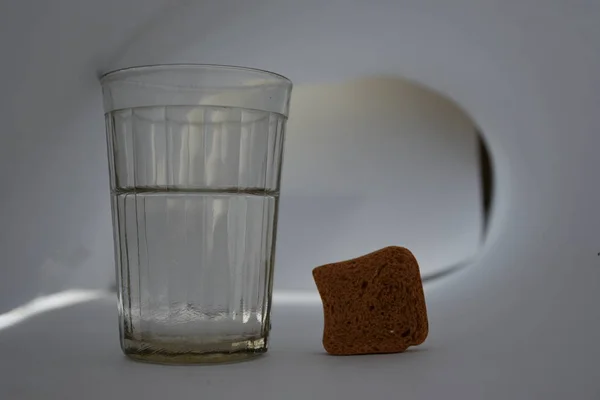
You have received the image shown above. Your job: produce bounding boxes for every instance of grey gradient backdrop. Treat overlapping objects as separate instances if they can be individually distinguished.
[0,1,599,399]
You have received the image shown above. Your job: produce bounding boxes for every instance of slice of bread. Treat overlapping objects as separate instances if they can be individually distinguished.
[312,246,428,355]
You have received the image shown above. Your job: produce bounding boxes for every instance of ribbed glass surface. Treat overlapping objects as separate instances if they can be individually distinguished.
[106,105,286,363]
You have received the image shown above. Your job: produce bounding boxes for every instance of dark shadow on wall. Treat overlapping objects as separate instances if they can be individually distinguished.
[478,132,494,239]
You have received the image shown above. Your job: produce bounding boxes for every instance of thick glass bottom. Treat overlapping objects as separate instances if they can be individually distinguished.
[122,336,267,365]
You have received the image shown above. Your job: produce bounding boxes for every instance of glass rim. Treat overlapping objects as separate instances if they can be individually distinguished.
[100,63,292,85]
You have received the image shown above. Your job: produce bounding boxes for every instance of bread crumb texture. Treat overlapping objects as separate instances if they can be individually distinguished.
[312,246,428,355]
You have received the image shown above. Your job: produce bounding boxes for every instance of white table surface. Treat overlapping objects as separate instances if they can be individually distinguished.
[2,275,598,400]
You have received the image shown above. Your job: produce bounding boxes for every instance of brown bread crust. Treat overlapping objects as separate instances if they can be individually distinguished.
[312,246,428,355]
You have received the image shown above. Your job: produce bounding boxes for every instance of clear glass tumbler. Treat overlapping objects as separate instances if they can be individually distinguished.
[100,65,292,364]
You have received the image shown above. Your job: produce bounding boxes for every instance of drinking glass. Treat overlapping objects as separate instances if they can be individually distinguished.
[101,64,292,363]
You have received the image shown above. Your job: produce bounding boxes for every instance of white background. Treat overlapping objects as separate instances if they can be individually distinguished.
[280,77,483,287]
[0,0,599,399]
[0,0,485,308]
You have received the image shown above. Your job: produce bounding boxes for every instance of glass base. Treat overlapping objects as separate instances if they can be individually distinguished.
[122,336,267,365]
